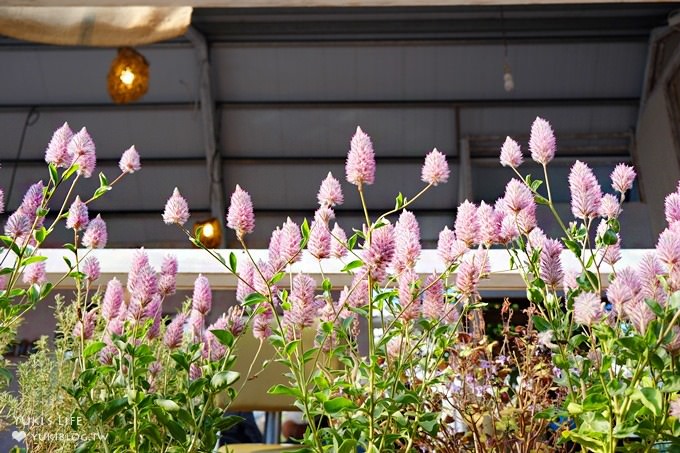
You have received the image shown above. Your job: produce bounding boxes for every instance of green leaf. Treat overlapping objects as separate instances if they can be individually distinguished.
[564,239,582,257]
[48,163,59,185]
[243,292,268,307]
[83,341,106,358]
[535,194,549,205]
[645,298,665,317]
[171,353,190,371]
[338,439,357,453]
[301,218,310,244]
[532,315,551,332]
[229,252,237,273]
[602,229,618,246]
[100,397,128,422]
[98,171,109,188]
[33,227,48,244]
[347,233,358,250]
[394,192,404,210]
[617,336,646,355]
[209,329,234,348]
[161,418,187,443]
[211,370,240,391]
[63,164,79,181]
[323,397,355,414]
[661,374,680,393]
[268,384,302,398]
[636,388,662,417]
[341,259,363,273]
[155,399,180,412]
[213,415,244,432]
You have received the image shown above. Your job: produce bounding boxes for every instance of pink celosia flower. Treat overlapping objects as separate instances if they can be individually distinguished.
[563,268,579,293]
[422,273,445,321]
[421,148,449,186]
[317,172,344,207]
[0,189,4,215]
[226,184,255,239]
[144,294,162,320]
[162,187,190,226]
[189,363,202,381]
[66,196,89,230]
[253,306,273,340]
[624,298,655,335]
[82,256,100,282]
[103,317,124,345]
[225,305,246,337]
[267,227,284,269]
[18,181,45,225]
[45,122,73,168]
[437,226,467,266]
[283,293,319,340]
[670,398,680,418]
[602,239,621,266]
[529,117,556,165]
[502,179,534,213]
[192,274,212,315]
[573,292,604,326]
[345,126,376,186]
[119,145,141,174]
[666,192,680,226]
[540,238,563,289]
[189,309,204,341]
[99,345,117,365]
[253,260,277,299]
[163,313,187,349]
[569,160,602,220]
[128,261,158,307]
[393,210,421,272]
[398,268,421,322]
[477,201,500,246]
[314,206,335,224]
[363,223,395,282]
[638,253,666,306]
[386,336,405,360]
[455,201,479,246]
[292,273,316,304]
[606,278,634,317]
[527,228,547,251]
[280,217,302,264]
[499,136,523,168]
[308,220,331,259]
[67,127,96,178]
[127,248,150,292]
[611,163,636,194]
[82,214,107,248]
[147,301,162,340]
[5,213,30,241]
[656,228,680,270]
[331,223,348,258]
[22,261,46,285]
[102,278,124,321]
[158,254,178,297]
[599,194,620,219]
[73,310,96,340]
[498,211,519,244]
[236,261,255,304]
[346,275,369,309]
[457,251,488,300]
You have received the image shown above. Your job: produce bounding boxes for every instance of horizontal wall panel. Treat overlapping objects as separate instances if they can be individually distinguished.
[0,108,204,160]
[220,106,457,157]
[0,47,199,104]
[213,42,646,102]
[223,161,459,211]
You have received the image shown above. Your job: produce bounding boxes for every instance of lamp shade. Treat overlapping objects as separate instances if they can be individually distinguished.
[107,47,149,104]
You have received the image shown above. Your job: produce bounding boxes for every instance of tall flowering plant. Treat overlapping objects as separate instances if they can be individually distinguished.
[0,123,138,381]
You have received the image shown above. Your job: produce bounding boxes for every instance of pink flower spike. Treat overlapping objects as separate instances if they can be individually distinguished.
[398,268,421,322]
[163,313,187,349]
[666,192,680,225]
[529,117,556,165]
[421,148,449,186]
[18,181,45,224]
[280,217,302,264]
[192,274,212,315]
[393,211,421,272]
[308,220,331,259]
[656,228,680,270]
[22,261,46,285]
[73,310,96,340]
[437,226,458,266]
[502,179,534,213]
[569,160,602,220]
[599,194,621,220]
[226,184,255,239]
[45,122,73,168]
[345,126,376,187]
[119,145,141,174]
[5,213,30,241]
[102,278,124,321]
[331,223,348,258]
[67,127,96,178]
[66,196,89,231]
[0,189,4,215]
[499,136,523,168]
[540,238,563,289]
[454,200,479,246]
[611,163,636,194]
[317,172,344,207]
[236,261,255,304]
[82,256,100,282]
[477,201,500,246]
[363,223,395,282]
[573,292,604,326]
[162,187,190,226]
[82,214,108,249]
[422,273,445,322]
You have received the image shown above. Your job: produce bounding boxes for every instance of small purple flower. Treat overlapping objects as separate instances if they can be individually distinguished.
[540,238,563,289]
[345,126,376,187]
[22,261,46,285]
[638,253,666,307]
[330,223,348,258]
[529,117,556,165]
[99,345,117,365]
[82,214,108,249]
[363,223,395,282]
[611,163,636,194]
[162,187,190,226]
[569,160,602,220]
[499,136,523,168]
[45,122,73,168]
[67,127,96,178]
[236,261,255,304]
[624,298,655,335]
[73,310,96,340]
[192,274,212,315]
[163,313,187,349]
[437,226,467,266]
[280,217,302,265]
[398,268,421,322]
[421,148,449,186]
[666,192,680,225]
[477,201,500,246]
[308,220,331,259]
[205,316,229,360]
[189,309,205,341]
[599,194,620,219]
[17,181,45,226]
[457,251,487,300]
[102,278,124,321]
[268,227,284,269]
[66,196,89,231]
[253,307,273,341]
[119,145,141,174]
[82,256,100,282]
[317,172,344,207]
[502,179,534,213]
[189,363,202,381]
[393,210,421,272]
[226,184,255,239]
[225,305,246,337]
[314,205,335,224]
[455,201,479,246]
[573,292,604,326]
[563,268,579,293]
[656,228,680,270]
[5,213,30,241]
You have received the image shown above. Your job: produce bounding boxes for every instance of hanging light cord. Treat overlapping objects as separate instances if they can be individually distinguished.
[6,107,40,209]
[501,7,509,63]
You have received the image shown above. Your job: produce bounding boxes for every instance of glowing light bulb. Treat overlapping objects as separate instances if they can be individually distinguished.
[202,222,215,238]
[119,68,135,86]
[503,66,514,92]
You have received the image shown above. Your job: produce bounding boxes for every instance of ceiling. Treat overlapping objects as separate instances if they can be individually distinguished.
[0,3,676,248]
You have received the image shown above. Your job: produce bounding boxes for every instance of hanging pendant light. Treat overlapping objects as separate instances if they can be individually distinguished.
[107,47,149,104]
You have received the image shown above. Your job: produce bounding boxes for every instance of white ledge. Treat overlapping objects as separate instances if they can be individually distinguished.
[20,248,654,292]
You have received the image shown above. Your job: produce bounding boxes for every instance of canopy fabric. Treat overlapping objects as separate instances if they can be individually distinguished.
[0,6,192,46]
